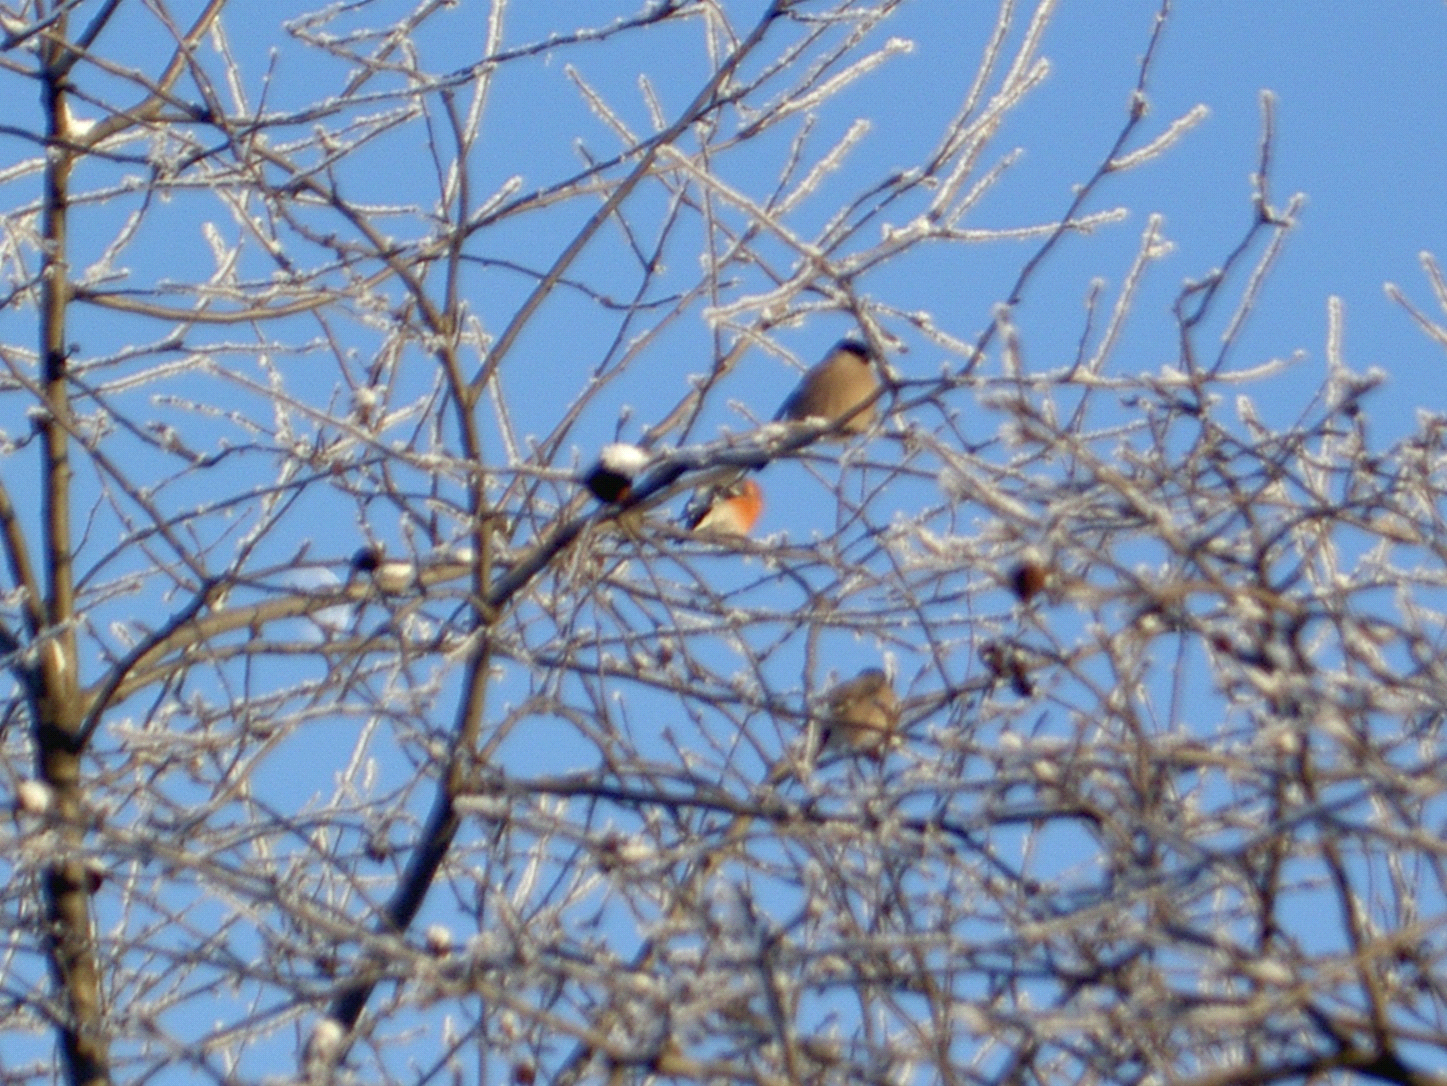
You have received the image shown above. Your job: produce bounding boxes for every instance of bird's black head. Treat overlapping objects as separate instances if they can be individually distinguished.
[836,338,871,360]
[351,547,382,572]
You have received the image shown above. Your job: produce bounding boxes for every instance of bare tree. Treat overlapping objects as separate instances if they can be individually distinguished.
[3,2,1447,1085]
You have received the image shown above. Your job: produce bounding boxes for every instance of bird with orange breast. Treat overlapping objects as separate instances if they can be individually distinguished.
[585,338,880,537]
[774,338,882,436]
[671,338,879,533]
[681,476,764,538]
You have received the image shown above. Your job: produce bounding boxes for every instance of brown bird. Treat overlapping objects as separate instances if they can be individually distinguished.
[682,477,764,537]
[774,339,881,436]
[1009,558,1049,603]
[816,667,899,757]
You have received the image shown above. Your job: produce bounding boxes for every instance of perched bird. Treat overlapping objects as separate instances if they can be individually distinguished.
[980,641,1035,698]
[774,339,881,436]
[816,667,900,757]
[760,666,901,788]
[681,477,764,537]
[582,443,650,504]
[350,546,415,594]
[1009,558,1049,604]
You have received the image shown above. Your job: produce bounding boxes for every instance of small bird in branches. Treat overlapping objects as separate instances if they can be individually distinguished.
[673,338,880,528]
[350,546,415,594]
[761,666,901,788]
[775,339,882,436]
[980,641,1035,698]
[815,667,900,758]
[581,443,650,504]
[681,477,764,537]
[1009,557,1049,604]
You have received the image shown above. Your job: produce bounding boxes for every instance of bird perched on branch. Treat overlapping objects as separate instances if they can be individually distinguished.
[583,338,878,539]
[350,546,415,594]
[581,443,650,504]
[670,338,880,532]
[816,667,899,758]
[759,666,901,789]
[1009,557,1049,604]
[681,477,764,537]
[775,339,882,436]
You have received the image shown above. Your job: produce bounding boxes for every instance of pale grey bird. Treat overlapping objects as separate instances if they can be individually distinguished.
[774,339,881,436]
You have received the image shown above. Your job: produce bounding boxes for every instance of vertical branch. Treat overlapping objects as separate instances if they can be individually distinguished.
[39,55,73,630]
[34,15,107,1086]
[324,80,499,1048]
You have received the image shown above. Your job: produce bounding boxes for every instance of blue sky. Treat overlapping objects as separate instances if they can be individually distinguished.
[9,0,1435,809]
[2,1,1437,787]
[478,1,1447,461]
[5,2,1447,1075]
[103,1,1447,483]
[1030,4,1447,436]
